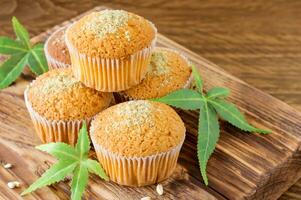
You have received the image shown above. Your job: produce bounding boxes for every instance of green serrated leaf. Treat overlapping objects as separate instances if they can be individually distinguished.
[208,99,271,134]
[84,159,109,181]
[0,53,28,89]
[12,17,30,49]
[22,119,109,198]
[191,64,203,93]
[71,164,89,200]
[75,122,90,159]
[0,36,28,55]
[198,101,220,185]
[28,43,48,75]
[0,53,26,81]
[36,143,78,161]
[151,89,203,110]
[21,160,77,196]
[206,87,230,99]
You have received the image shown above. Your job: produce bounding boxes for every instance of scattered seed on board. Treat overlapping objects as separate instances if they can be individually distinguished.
[141,197,151,200]
[4,163,12,169]
[156,184,164,195]
[7,181,20,189]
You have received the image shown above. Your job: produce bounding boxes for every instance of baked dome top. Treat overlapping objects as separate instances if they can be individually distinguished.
[66,10,156,58]
[27,68,112,120]
[91,100,185,157]
[121,47,192,99]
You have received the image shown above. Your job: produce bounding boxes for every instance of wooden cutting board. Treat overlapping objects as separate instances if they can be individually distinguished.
[1,6,301,200]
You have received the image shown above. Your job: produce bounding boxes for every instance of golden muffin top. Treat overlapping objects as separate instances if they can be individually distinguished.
[121,47,192,99]
[66,10,156,58]
[27,69,113,120]
[45,27,71,65]
[91,100,185,157]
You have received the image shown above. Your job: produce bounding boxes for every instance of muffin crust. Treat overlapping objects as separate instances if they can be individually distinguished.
[46,27,71,65]
[121,47,192,99]
[27,69,112,120]
[66,10,156,58]
[91,100,185,157]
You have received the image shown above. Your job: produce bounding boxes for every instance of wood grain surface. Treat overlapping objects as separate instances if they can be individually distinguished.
[0,1,301,199]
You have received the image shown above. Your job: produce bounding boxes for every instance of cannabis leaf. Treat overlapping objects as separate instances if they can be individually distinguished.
[152,64,271,185]
[28,44,48,75]
[152,89,203,110]
[12,17,31,49]
[0,54,28,89]
[21,160,77,195]
[21,122,109,200]
[71,165,88,200]
[191,63,203,93]
[0,37,27,54]
[208,99,270,134]
[36,142,78,161]
[0,17,48,89]
[198,101,219,185]
[206,87,230,99]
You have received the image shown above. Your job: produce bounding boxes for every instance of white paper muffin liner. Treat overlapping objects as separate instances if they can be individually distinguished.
[90,130,185,187]
[114,47,194,103]
[44,26,71,69]
[24,86,92,145]
[65,22,157,92]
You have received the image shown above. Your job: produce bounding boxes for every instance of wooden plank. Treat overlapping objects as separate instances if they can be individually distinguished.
[1,6,301,200]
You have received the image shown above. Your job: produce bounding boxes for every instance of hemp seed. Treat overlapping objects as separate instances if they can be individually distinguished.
[156,183,164,195]
[4,163,12,169]
[7,181,20,189]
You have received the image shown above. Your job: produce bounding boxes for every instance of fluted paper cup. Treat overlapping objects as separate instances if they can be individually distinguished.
[90,130,185,187]
[44,26,71,69]
[65,23,157,92]
[24,87,91,146]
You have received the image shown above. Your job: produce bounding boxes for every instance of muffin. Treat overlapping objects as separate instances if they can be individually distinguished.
[24,68,113,145]
[65,9,157,92]
[90,100,185,186]
[44,26,71,69]
[115,47,192,102]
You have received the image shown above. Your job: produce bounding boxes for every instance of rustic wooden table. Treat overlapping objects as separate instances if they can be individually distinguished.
[0,0,301,199]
